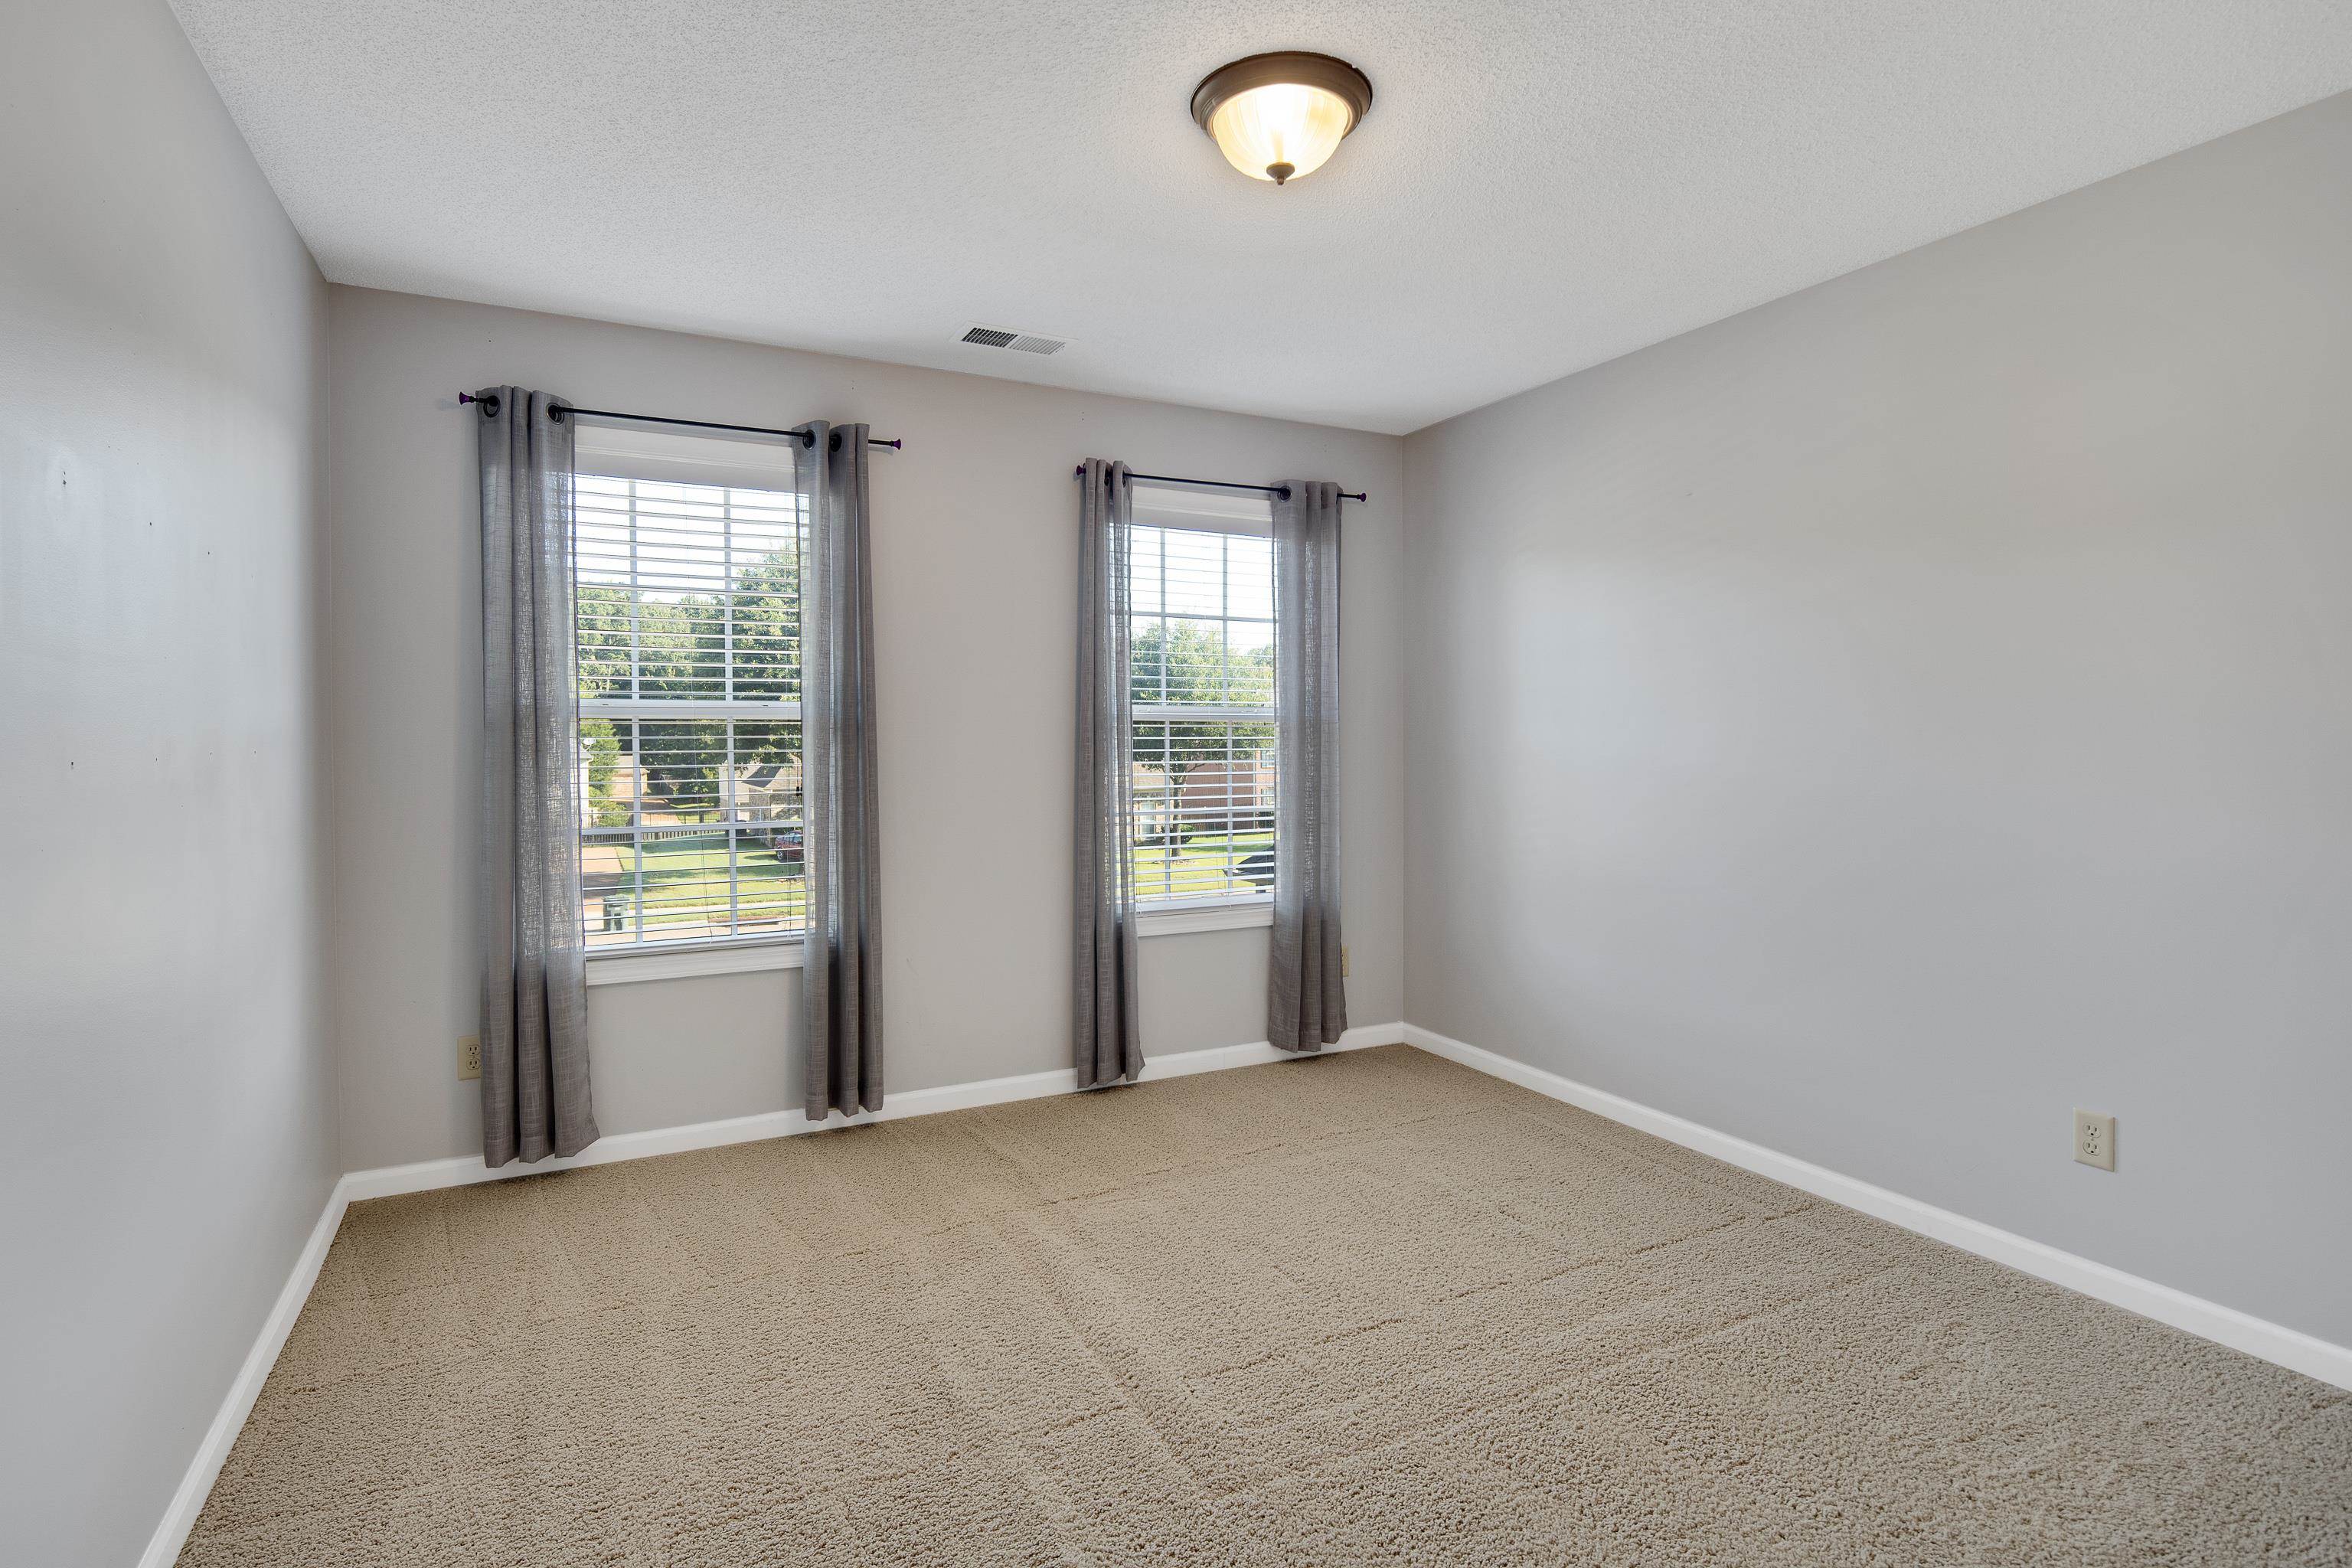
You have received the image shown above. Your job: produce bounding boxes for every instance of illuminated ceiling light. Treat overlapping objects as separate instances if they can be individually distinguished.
[1190,51,1374,186]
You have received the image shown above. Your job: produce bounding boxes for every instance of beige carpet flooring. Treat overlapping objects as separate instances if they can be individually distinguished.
[181,1046,2350,1566]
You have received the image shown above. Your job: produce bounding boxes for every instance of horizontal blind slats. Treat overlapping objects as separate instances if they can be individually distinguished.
[1128,516,1279,907]
[577,469,809,951]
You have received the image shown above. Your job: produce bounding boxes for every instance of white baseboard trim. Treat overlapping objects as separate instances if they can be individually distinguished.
[137,1013,2346,1564]
[152,1024,1392,1560]
[139,1177,354,1568]
[143,1023,1406,1563]
[1402,1024,2352,1394]
[341,1024,1404,1203]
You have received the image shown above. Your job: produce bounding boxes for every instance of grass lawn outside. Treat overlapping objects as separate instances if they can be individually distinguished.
[582,828,1272,946]
[1132,829,1272,903]
[584,830,806,946]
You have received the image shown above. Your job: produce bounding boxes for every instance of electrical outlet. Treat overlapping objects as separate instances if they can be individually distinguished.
[2073,1109,2115,1171]
[458,1034,481,1082]
[1341,944,1351,978]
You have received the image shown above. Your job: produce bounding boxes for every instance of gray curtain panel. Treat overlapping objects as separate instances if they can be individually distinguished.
[1073,459,1143,1088]
[799,423,885,1119]
[1270,479,1348,1051]
[475,386,599,1165]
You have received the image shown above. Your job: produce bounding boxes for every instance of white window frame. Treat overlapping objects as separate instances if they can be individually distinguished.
[1128,482,1279,936]
[573,420,810,982]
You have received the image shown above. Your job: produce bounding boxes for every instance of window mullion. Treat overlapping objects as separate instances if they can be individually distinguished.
[726,721,741,936]
[630,720,645,946]
[1218,531,1231,895]
[1223,712,1236,894]
[627,479,642,703]
[722,487,735,704]
[1158,528,1169,900]
[722,488,738,939]
[1220,531,1232,704]
[628,483,644,944]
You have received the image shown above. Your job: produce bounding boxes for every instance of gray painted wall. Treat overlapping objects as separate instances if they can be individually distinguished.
[326,287,1405,1172]
[0,2,334,1563]
[1403,93,2352,1346]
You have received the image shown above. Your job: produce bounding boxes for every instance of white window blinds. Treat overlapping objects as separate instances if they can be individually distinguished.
[1129,484,1277,907]
[573,426,808,951]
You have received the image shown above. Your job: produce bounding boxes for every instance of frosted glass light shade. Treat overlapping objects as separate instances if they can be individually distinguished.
[1208,83,1354,184]
[1191,53,1373,187]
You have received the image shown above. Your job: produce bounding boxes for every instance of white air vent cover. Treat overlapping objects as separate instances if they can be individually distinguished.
[960,324,1067,356]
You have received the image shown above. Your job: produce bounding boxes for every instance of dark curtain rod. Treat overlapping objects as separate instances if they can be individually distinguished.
[456,392,902,449]
[1071,466,1367,504]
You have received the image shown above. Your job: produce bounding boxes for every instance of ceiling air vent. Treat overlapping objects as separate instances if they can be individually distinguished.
[960,325,1068,356]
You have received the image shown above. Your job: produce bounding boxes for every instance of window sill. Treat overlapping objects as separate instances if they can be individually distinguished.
[1137,900,1274,937]
[586,941,803,986]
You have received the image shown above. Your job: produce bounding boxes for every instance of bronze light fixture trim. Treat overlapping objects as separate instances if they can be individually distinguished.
[1190,51,1374,185]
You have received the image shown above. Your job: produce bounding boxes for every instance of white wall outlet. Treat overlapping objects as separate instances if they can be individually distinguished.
[458,1034,481,1082]
[2073,1109,2115,1171]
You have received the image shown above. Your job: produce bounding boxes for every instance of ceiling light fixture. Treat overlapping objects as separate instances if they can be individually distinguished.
[1190,51,1373,186]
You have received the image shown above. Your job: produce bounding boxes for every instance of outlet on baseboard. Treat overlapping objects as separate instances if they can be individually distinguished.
[458,1034,481,1082]
[2074,1109,2115,1171]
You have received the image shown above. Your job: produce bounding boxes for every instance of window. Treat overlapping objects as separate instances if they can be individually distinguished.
[573,425,808,952]
[1129,484,1277,908]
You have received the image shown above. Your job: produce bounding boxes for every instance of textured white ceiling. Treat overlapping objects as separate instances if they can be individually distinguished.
[169,2,2352,434]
